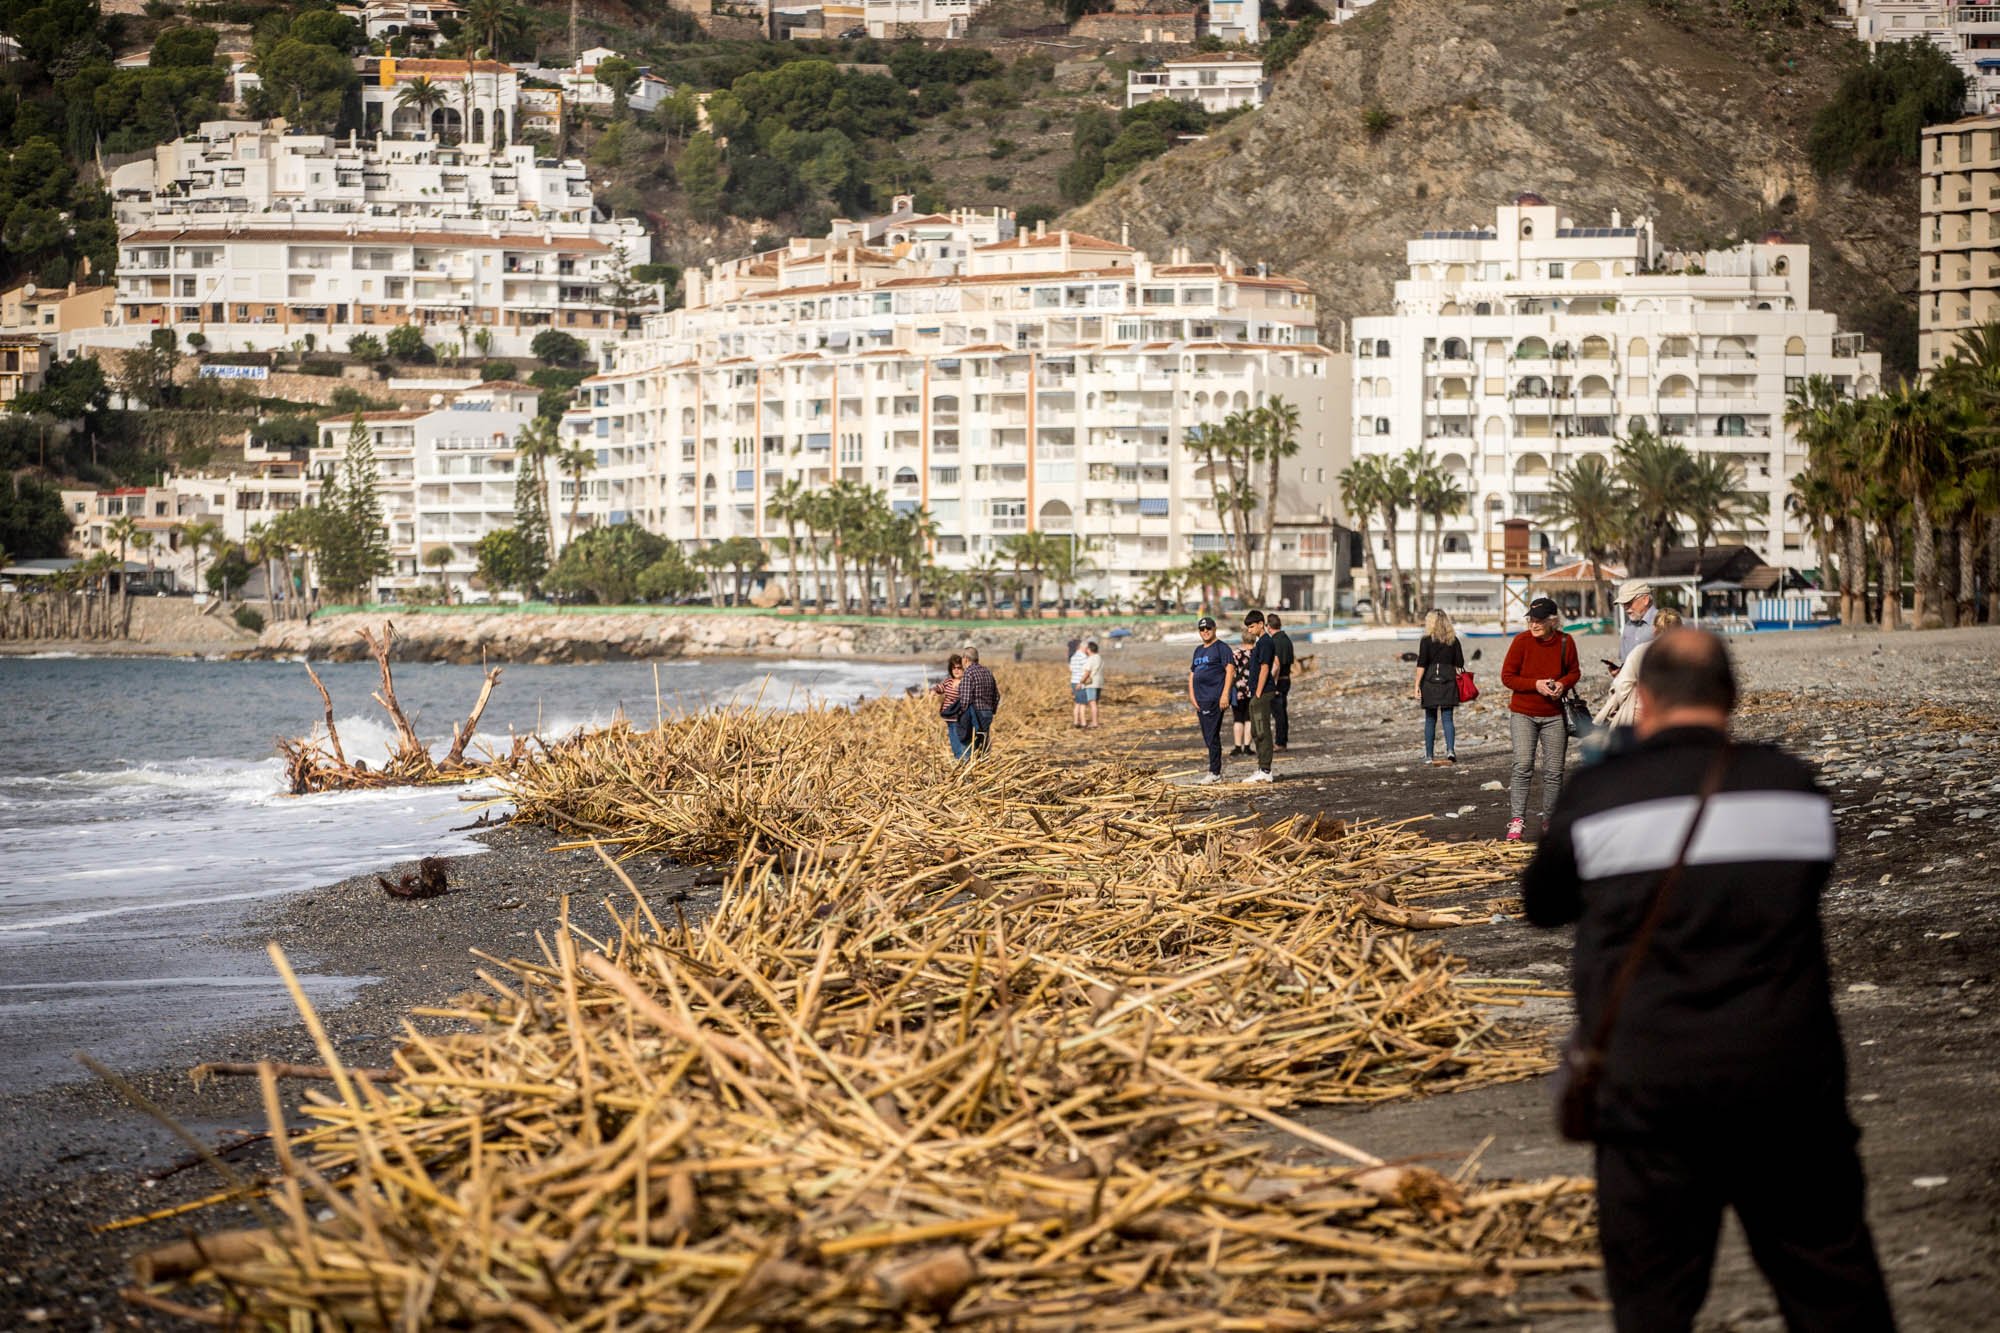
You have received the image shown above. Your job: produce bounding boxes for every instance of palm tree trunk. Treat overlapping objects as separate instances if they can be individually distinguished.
[1842,516,1864,626]
[1356,523,1382,624]
[1881,525,1903,631]
[1425,514,1444,612]
[1988,515,2000,625]
[1381,511,1405,624]
[787,531,802,615]
[1912,494,1937,629]
[1956,518,1978,626]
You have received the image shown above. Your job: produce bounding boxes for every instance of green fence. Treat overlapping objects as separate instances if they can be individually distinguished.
[312,602,1204,633]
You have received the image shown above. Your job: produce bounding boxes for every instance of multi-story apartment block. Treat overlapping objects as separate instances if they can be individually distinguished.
[1351,196,1880,614]
[562,213,1351,609]
[1844,0,2000,110]
[104,120,653,358]
[1126,54,1267,113]
[2,284,117,351]
[311,381,543,596]
[1920,113,2000,366]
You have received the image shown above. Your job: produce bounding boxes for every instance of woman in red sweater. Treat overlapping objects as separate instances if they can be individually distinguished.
[1499,597,1580,841]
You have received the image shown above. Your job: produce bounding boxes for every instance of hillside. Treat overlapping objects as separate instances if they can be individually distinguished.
[1066,0,1916,363]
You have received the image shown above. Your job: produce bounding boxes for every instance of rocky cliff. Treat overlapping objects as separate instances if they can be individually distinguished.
[1069,0,1911,343]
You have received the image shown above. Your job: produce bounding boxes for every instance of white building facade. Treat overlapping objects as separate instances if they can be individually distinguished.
[1205,0,1261,44]
[1350,196,1881,614]
[1126,54,1267,113]
[863,0,981,38]
[1843,0,2000,110]
[559,215,1351,610]
[105,120,654,358]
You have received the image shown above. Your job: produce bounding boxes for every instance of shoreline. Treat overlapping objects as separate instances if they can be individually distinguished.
[3,630,1998,1329]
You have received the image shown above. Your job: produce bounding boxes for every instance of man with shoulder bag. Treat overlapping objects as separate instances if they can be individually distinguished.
[1522,631,1895,1333]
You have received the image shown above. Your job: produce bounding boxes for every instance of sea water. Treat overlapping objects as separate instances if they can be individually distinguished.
[0,654,932,1087]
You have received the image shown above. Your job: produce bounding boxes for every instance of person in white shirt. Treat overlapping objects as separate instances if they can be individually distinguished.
[1078,640,1105,729]
[1069,639,1091,729]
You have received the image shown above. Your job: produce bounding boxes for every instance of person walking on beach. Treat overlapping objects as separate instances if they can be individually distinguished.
[933,653,969,759]
[956,647,1001,756]
[1078,640,1104,728]
[1595,609,1684,734]
[1229,627,1256,756]
[1187,615,1234,784]
[1523,631,1896,1333]
[1267,613,1296,752]
[1242,609,1278,783]
[1616,579,1657,665]
[1501,597,1580,840]
[1069,638,1091,729]
[1414,609,1465,766]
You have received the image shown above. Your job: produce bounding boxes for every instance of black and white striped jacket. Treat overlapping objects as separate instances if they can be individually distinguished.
[1523,727,1850,1139]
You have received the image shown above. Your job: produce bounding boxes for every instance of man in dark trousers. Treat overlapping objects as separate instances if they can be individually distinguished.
[1240,610,1278,783]
[1522,631,1894,1333]
[1265,613,1296,751]
[954,646,1001,756]
[1186,615,1234,785]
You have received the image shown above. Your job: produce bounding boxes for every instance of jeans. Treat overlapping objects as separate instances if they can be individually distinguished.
[956,706,993,756]
[1248,693,1274,770]
[1273,684,1290,747]
[1196,706,1225,774]
[944,719,970,761]
[1423,705,1456,760]
[1509,711,1568,822]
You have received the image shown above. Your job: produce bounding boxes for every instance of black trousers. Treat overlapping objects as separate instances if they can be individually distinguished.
[1595,1119,1895,1333]
[1197,706,1223,775]
[1272,684,1290,747]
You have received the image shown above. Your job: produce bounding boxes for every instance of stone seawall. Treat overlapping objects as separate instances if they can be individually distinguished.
[250,611,1159,664]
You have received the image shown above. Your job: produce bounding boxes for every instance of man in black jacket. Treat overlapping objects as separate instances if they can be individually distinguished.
[1523,631,1894,1333]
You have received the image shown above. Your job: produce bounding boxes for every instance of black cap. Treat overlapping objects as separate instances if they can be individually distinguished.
[1526,597,1561,621]
[1196,616,1217,630]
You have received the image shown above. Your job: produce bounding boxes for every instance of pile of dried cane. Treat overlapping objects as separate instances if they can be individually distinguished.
[138,667,1594,1328]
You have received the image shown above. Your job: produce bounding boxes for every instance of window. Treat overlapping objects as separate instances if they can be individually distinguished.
[1375,339,1390,357]
[1547,262,1564,279]
[1375,417,1389,434]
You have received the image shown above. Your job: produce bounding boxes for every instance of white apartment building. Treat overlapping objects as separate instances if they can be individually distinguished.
[1126,54,1268,114]
[311,382,544,596]
[562,214,1352,610]
[359,57,523,142]
[516,48,670,114]
[1350,195,1881,614]
[1205,0,1260,43]
[863,0,981,38]
[1844,0,2000,109]
[105,120,654,358]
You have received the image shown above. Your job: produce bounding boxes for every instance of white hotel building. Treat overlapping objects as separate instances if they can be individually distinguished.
[562,214,1351,609]
[105,119,654,358]
[1351,196,1881,614]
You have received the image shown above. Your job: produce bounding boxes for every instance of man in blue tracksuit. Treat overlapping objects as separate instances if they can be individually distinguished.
[1187,616,1234,785]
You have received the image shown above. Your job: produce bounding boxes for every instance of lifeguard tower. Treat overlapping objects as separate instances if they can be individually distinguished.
[1487,518,1543,628]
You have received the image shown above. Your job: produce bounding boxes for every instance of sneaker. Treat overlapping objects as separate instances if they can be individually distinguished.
[1505,818,1525,842]
[1229,745,1244,756]
[1197,772,1222,785]
[1541,817,1551,835]
[1444,755,1457,765]
[1242,769,1273,784]
[1274,745,1287,753]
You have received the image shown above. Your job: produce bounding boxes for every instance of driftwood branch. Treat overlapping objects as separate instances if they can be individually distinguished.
[303,661,345,767]
[359,621,425,764]
[445,666,503,767]
[190,1061,396,1086]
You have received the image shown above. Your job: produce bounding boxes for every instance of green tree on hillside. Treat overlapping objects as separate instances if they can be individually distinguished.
[1808,41,1965,190]
[676,131,727,221]
[312,411,393,601]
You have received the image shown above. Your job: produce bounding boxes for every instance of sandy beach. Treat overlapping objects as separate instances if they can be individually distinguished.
[2,626,1996,1329]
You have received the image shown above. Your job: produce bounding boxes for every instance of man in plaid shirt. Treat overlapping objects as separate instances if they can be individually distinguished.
[955,647,1002,756]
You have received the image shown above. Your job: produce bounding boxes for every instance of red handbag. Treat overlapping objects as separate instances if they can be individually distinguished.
[1455,671,1479,704]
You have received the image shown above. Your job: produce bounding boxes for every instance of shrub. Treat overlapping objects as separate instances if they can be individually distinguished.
[1808,41,1966,190]
[983,172,1012,190]
[988,137,1016,159]
[233,605,265,633]
[384,324,429,360]
[531,329,587,367]
[185,331,207,350]
[1361,106,1396,138]
[480,360,516,381]
[347,333,385,360]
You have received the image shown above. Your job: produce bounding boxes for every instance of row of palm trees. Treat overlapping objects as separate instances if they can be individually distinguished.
[1787,331,2000,629]
[1337,449,1468,624]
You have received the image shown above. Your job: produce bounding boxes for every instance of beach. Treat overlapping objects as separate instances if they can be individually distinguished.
[2,626,1997,1329]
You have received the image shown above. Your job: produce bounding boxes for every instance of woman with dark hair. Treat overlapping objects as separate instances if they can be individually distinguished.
[932,653,969,758]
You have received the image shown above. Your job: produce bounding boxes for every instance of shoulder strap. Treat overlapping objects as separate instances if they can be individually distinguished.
[1583,743,1733,1056]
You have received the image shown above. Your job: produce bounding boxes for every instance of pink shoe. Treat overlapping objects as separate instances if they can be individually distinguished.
[1505,818,1525,842]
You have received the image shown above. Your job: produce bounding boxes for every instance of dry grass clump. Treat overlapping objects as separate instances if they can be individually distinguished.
[137,665,1592,1328]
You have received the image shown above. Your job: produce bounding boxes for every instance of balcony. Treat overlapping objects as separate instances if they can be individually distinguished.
[1485,538,1546,576]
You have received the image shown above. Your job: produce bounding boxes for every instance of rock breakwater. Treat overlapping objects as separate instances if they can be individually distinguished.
[249,611,1157,664]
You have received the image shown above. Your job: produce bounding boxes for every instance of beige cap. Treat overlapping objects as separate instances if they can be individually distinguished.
[1616,578,1652,605]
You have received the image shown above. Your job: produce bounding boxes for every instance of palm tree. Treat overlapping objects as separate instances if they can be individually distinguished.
[1252,397,1302,604]
[1786,376,1867,626]
[966,552,1003,618]
[1043,535,1097,615]
[1404,449,1467,613]
[559,444,596,545]
[177,519,225,598]
[766,477,806,614]
[1869,379,1959,628]
[396,76,449,136]
[1338,456,1389,623]
[1376,455,1414,622]
[244,521,279,624]
[462,0,522,68]
[424,543,455,598]
[1613,426,1695,576]
[1186,551,1233,615]
[1683,453,1763,579]
[104,514,137,635]
[999,531,1053,619]
[1544,454,1624,622]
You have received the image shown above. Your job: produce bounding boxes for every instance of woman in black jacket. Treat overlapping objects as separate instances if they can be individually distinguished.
[1413,609,1465,765]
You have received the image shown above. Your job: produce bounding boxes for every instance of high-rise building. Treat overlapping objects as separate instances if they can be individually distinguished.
[1920,113,2000,368]
[1350,196,1880,614]
[562,211,1352,610]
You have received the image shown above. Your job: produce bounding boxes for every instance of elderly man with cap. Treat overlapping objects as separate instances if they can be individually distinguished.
[1500,596,1582,841]
[1186,615,1234,785]
[1616,578,1657,665]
